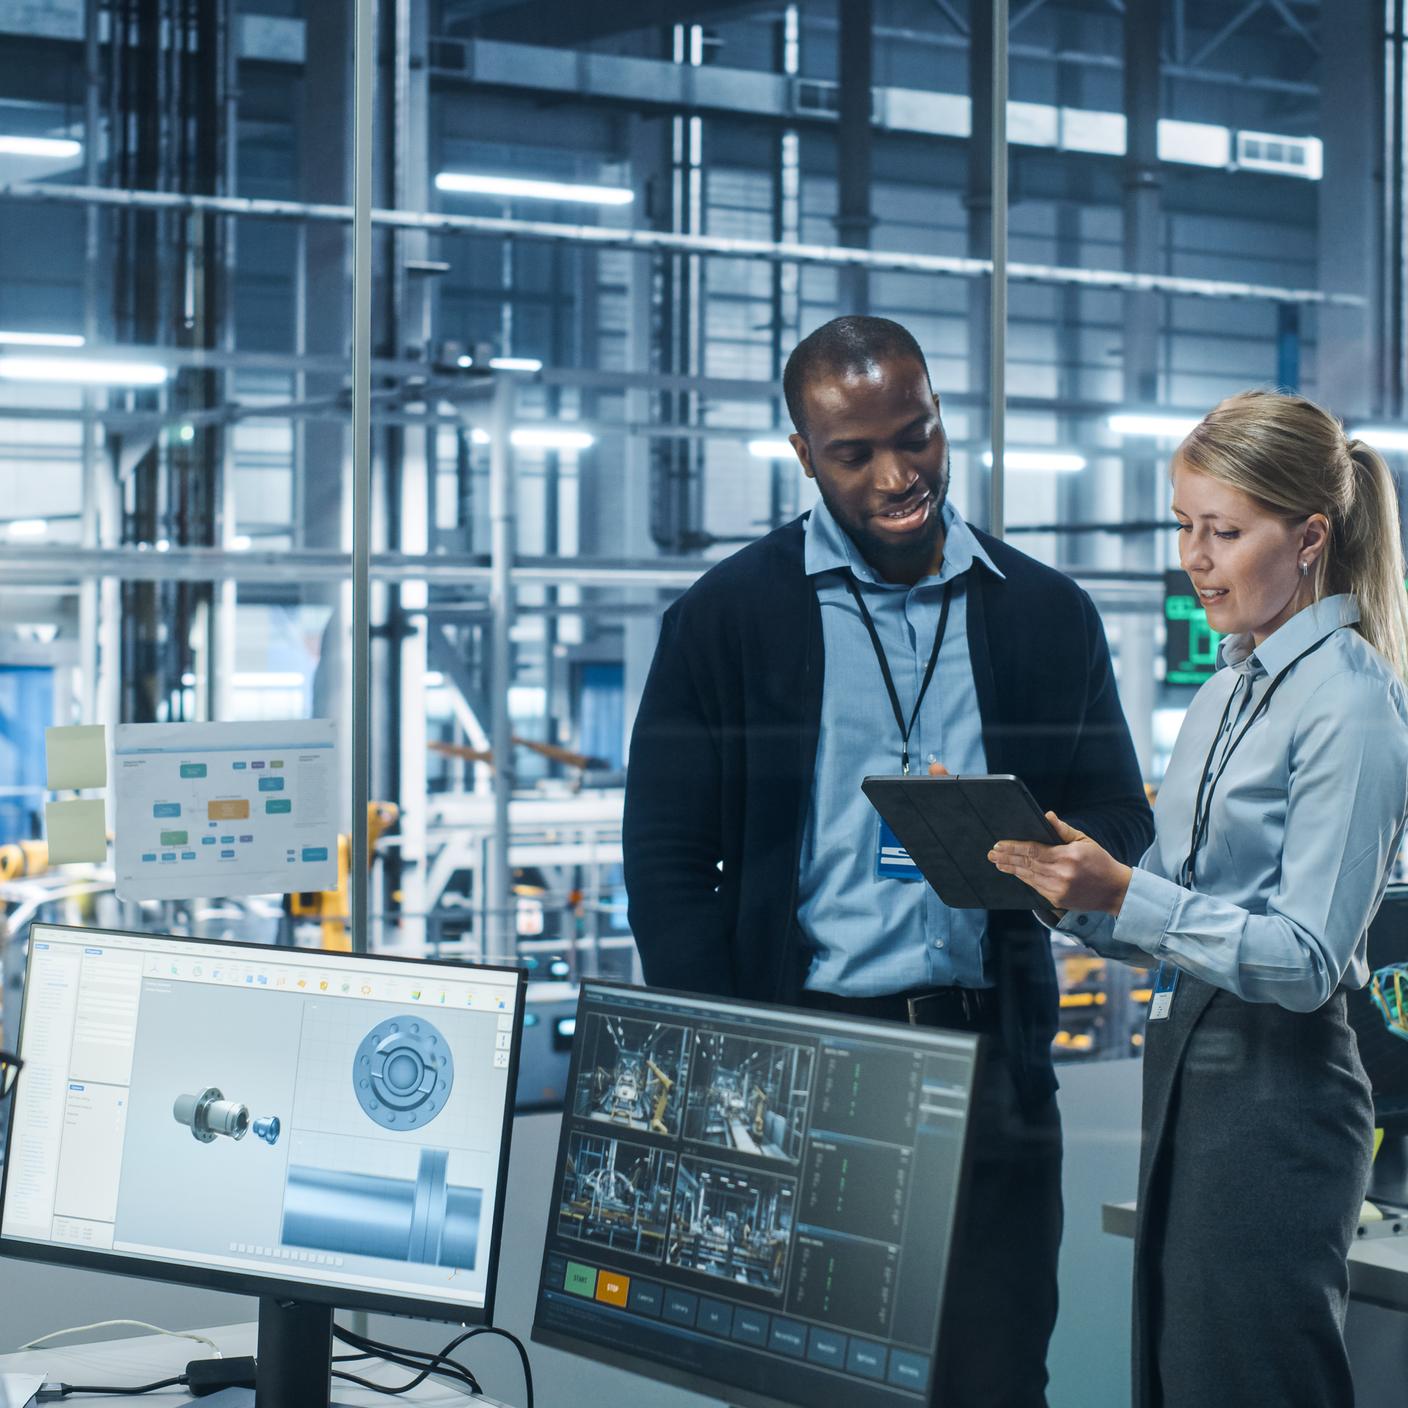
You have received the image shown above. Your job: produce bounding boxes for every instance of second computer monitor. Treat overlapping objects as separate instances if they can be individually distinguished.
[532,982,981,1408]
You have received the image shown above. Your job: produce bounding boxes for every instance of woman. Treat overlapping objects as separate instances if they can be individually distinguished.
[990,389,1408,1407]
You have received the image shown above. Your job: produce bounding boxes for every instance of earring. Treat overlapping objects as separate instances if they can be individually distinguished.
[1299,560,1309,578]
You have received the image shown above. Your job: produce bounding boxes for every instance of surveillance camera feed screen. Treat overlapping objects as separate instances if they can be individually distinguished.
[532,984,980,1408]
[0,926,521,1313]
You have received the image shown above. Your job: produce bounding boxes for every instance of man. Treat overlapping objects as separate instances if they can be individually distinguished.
[623,315,1152,1406]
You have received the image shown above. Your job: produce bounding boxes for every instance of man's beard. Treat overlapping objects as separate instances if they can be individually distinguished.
[816,457,949,581]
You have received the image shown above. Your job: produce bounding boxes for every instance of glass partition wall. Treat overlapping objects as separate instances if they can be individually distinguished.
[1,2,1403,1059]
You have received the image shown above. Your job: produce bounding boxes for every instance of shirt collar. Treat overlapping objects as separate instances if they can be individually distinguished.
[1220,594,1359,677]
[804,496,1005,586]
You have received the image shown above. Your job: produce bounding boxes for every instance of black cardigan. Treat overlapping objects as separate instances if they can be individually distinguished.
[623,514,1153,1108]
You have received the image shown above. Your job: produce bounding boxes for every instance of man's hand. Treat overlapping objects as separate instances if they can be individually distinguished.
[927,762,950,777]
[988,814,1132,916]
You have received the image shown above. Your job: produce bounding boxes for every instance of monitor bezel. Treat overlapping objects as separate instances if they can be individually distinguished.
[530,978,984,1408]
[0,920,527,1328]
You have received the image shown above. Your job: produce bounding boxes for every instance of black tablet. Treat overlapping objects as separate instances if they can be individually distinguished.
[861,774,1061,910]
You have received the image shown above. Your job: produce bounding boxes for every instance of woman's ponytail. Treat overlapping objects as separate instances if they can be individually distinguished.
[1341,440,1408,683]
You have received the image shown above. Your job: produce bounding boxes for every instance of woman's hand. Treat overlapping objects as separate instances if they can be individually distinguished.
[989,814,1133,917]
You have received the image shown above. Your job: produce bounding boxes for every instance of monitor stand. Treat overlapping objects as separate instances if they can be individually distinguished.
[205,1298,510,1407]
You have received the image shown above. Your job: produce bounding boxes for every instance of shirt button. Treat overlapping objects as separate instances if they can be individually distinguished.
[1076,915,1088,927]
[933,939,946,949]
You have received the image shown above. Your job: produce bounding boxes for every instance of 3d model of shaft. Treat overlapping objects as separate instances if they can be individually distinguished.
[173,1087,250,1143]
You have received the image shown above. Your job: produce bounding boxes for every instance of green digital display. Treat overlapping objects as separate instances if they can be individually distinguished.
[1164,569,1222,685]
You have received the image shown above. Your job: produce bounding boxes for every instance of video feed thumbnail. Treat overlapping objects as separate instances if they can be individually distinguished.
[557,1131,676,1260]
[571,1014,688,1137]
[666,1156,795,1293]
[683,1032,813,1163]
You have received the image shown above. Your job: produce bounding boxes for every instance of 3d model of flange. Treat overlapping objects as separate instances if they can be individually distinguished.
[173,1087,250,1143]
[353,1016,453,1130]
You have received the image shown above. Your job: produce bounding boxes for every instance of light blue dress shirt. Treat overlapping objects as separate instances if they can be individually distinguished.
[797,496,1002,996]
[1060,595,1408,1010]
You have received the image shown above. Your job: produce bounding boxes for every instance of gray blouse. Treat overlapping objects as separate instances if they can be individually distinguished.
[1059,594,1408,1010]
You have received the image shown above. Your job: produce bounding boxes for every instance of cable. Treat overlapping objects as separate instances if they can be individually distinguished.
[331,1326,481,1397]
[330,1323,534,1407]
[36,1375,183,1399]
[21,1320,222,1356]
[36,1356,258,1401]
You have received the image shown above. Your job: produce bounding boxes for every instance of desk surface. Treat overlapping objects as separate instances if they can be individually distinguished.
[0,1322,501,1406]
[1101,1201,1408,1313]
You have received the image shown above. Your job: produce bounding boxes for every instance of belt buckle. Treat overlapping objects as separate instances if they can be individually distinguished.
[905,989,948,1027]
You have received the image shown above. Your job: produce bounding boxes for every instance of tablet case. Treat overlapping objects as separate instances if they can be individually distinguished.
[861,774,1060,910]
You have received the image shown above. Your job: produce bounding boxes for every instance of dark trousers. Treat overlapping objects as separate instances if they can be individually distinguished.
[800,987,1063,1408]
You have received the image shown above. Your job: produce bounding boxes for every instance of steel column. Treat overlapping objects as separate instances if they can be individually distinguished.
[836,0,873,314]
[487,375,518,956]
[1120,0,1164,777]
[351,0,374,953]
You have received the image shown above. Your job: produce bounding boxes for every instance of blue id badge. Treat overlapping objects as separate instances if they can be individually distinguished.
[1148,961,1179,1021]
[876,817,923,881]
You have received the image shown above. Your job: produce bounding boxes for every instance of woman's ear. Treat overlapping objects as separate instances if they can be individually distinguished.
[1300,512,1331,569]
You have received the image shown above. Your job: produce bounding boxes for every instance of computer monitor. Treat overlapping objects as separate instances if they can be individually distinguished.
[531,982,981,1408]
[1,923,525,1408]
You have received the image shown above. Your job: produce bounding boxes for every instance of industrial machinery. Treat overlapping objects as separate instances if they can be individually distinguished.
[573,1014,687,1136]
[555,1131,675,1258]
[683,1032,812,1162]
[666,1157,795,1292]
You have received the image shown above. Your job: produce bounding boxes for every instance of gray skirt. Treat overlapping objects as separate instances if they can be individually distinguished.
[1132,972,1374,1408]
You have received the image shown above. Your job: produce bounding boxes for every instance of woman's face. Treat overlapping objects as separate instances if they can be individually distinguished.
[1170,459,1325,645]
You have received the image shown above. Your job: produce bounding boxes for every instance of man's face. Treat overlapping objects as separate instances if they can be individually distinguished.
[790,356,949,580]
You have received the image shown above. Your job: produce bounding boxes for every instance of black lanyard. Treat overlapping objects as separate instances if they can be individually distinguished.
[844,573,952,776]
[1181,632,1335,887]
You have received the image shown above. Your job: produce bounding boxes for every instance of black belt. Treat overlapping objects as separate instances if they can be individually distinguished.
[799,984,999,1035]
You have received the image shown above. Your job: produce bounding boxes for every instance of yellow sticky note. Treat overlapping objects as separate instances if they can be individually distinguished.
[45,725,108,790]
[44,798,108,864]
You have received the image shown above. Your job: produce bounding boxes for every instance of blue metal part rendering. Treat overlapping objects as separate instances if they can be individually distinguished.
[252,1115,281,1145]
[353,1015,454,1130]
[281,1146,481,1268]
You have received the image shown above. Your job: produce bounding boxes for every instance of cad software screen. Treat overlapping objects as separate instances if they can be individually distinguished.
[532,983,979,1408]
[1,925,522,1313]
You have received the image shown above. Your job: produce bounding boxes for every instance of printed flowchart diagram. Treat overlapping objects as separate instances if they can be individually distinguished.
[113,720,339,900]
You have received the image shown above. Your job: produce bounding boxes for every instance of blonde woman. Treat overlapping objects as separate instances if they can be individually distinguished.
[990,390,1408,1407]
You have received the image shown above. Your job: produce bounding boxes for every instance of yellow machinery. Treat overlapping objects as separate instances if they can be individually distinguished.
[0,840,49,883]
[285,802,399,950]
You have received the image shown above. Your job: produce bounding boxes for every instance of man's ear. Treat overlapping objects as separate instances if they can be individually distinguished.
[789,432,815,480]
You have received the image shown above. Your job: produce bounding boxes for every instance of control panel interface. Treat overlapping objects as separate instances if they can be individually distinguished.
[1,925,522,1312]
[532,985,979,1408]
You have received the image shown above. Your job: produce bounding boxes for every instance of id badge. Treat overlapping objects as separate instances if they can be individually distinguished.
[1148,961,1179,1021]
[875,816,923,881]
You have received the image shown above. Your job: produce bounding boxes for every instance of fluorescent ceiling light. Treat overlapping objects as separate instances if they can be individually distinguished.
[5,518,48,541]
[0,356,168,386]
[0,136,81,159]
[435,172,633,206]
[983,450,1087,472]
[234,672,306,688]
[0,330,85,348]
[1108,413,1199,439]
[510,427,594,451]
[748,438,796,459]
[1350,426,1408,452]
[468,426,594,449]
[1157,119,1231,169]
[489,356,543,372]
